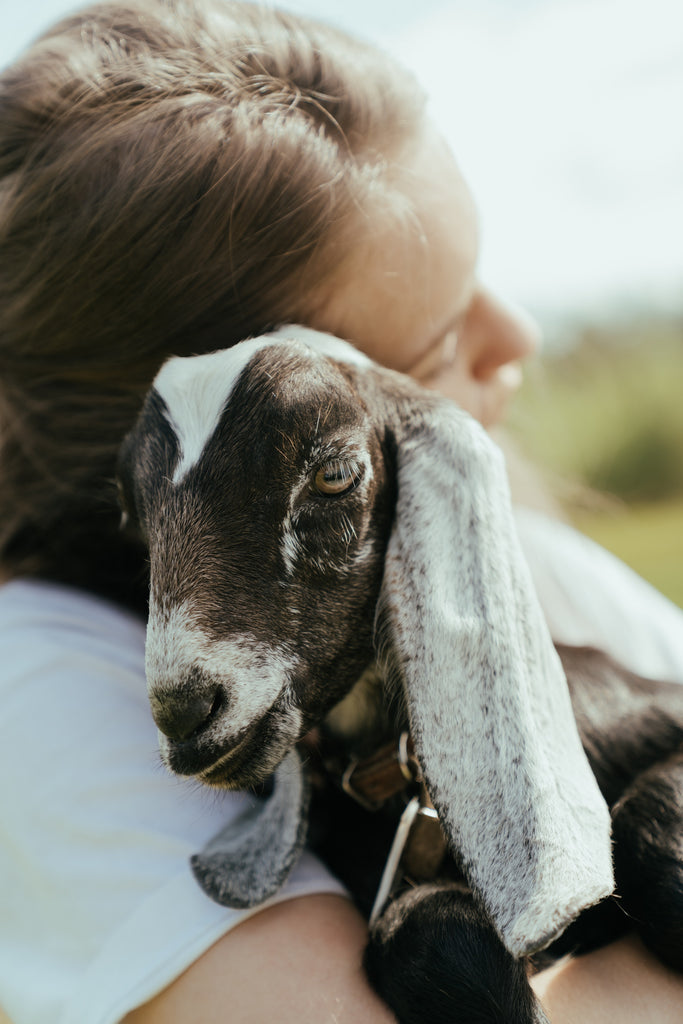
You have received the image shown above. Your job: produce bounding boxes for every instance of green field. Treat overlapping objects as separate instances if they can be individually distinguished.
[507,318,683,610]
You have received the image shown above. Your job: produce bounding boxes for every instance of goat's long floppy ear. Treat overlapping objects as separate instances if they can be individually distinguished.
[191,750,308,909]
[376,397,614,956]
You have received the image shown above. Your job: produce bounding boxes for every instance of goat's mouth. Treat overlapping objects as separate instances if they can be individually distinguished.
[197,721,266,788]
[162,707,301,790]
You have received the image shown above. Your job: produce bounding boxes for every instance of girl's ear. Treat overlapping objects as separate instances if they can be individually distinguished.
[375,393,614,957]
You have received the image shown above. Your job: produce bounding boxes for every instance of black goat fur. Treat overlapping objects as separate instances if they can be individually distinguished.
[306,644,683,1023]
[118,334,683,1024]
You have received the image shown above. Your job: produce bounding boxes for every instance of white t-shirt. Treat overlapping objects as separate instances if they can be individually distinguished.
[0,507,681,1024]
[514,507,683,684]
[0,579,346,1024]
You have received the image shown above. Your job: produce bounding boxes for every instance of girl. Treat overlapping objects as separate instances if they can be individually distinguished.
[1,2,682,1022]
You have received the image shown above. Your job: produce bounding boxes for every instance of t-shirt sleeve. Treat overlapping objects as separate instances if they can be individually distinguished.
[514,506,683,684]
[0,581,346,1024]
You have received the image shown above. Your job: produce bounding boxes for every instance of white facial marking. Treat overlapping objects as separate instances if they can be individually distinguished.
[154,327,370,486]
[154,339,278,484]
[146,601,300,735]
[267,325,372,369]
[280,518,304,576]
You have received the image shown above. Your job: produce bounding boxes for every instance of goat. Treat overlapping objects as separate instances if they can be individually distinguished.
[118,326,683,1024]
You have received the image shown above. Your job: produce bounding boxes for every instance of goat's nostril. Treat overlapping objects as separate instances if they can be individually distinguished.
[183,689,225,741]
[154,687,225,742]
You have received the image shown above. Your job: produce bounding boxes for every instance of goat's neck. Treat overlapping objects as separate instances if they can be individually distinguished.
[323,663,403,760]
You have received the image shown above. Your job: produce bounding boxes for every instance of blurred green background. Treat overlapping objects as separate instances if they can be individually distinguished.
[508,316,683,608]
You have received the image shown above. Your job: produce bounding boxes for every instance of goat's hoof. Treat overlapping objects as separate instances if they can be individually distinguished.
[364,884,547,1024]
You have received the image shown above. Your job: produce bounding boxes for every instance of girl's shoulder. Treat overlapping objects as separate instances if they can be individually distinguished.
[514,506,683,684]
[0,575,147,690]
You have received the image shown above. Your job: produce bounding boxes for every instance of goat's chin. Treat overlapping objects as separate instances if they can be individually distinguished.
[161,710,302,791]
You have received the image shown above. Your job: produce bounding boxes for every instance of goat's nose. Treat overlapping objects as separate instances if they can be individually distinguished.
[151,685,225,742]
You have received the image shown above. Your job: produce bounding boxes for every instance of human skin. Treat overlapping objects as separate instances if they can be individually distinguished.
[309,124,539,423]
[123,127,683,1023]
[531,933,683,1022]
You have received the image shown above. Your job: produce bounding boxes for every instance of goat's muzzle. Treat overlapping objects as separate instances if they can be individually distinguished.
[154,698,285,787]
[144,604,303,786]
[150,680,226,743]
[148,675,302,790]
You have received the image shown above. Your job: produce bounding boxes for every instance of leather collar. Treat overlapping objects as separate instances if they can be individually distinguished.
[336,732,421,811]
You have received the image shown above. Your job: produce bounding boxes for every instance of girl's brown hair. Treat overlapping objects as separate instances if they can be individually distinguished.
[0,0,424,609]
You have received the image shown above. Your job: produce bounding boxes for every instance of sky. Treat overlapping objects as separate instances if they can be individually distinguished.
[2,0,682,324]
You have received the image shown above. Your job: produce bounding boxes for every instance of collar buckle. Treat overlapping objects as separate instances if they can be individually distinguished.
[340,730,421,811]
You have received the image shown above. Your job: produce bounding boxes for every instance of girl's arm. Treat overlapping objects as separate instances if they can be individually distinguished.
[123,894,683,1024]
[532,933,683,1024]
[124,894,396,1023]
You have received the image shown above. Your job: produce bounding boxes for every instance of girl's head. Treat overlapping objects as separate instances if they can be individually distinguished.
[0,0,537,607]
[305,125,540,427]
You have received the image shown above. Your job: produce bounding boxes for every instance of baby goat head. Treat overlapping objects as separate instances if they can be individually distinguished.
[118,326,615,1022]
[120,334,396,791]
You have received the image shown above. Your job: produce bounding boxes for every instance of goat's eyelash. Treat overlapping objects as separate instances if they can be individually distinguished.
[312,458,362,496]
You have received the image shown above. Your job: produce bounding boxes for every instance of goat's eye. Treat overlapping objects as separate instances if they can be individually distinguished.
[313,460,360,496]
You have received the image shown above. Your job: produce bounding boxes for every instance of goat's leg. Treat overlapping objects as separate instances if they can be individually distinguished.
[612,751,683,972]
[364,883,549,1024]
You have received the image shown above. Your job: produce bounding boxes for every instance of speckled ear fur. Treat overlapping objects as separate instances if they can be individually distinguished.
[376,396,614,956]
[191,749,309,908]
